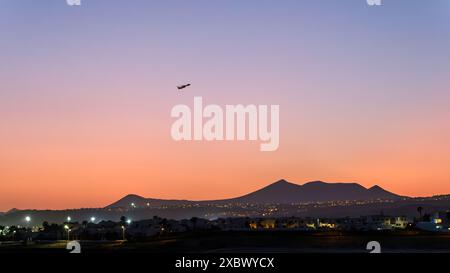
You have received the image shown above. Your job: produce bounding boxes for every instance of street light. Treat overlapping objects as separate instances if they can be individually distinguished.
[64,224,70,241]
[126,219,132,225]
[67,216,71,222]
[24,216,31,242]
[90,217,96,223]
[121,225,126,241]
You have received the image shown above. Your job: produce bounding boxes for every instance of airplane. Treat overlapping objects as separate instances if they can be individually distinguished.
[177,84,191,90]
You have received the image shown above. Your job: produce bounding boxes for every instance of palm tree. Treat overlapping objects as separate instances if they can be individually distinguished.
[423,213,431,222]
[190,217,198,231]
[417,206,423,221]
[42,221,50,232]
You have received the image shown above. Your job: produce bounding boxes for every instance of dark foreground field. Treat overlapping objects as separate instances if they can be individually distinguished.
[1,231,450,253]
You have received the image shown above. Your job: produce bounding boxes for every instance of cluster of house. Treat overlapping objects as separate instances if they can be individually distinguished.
[415,211,450,232]
[78,212,449,236]
[2,211,449,241]
[37,215,420,239]
[217,215,412,231]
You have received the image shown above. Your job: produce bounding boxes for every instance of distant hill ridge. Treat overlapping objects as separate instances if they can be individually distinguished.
[106,179,403,208]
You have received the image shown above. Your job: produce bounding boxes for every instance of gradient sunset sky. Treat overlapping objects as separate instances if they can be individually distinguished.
[1,0,450,211]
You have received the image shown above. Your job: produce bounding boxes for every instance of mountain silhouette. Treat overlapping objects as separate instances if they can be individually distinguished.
[106,179,403,208]
[226,179,402,203]
[108,194,194,208]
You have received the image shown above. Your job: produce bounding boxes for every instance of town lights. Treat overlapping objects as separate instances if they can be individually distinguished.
[25,216,31,223]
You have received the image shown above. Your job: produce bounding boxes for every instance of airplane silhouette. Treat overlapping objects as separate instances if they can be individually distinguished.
[177,84,191,90]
